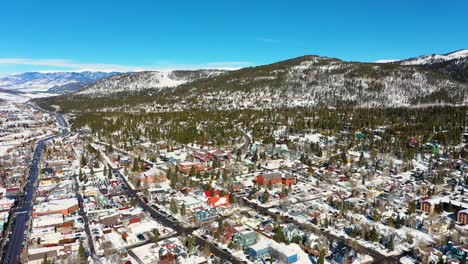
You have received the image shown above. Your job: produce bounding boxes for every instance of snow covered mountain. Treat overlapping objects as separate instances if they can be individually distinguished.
[397,49,468,65]
[0,71,121,93]
[34,50,468,111]
[77,69,226,95]
[382,49,468,83]
[168,55,467,107]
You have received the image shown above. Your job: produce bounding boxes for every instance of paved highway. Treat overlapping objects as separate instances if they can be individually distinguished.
[2,109,68,264]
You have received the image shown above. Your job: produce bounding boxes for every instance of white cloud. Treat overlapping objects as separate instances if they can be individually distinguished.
[0,58,252,73]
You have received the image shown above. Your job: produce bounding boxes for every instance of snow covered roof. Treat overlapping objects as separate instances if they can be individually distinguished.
[33,198,78,214]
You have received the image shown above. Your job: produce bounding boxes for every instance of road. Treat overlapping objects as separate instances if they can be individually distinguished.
[236,127,252,154]
[2,110,68,264]
[72,173,96,256]
[113,168,245,263]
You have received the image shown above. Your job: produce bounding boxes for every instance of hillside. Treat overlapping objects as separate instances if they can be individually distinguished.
[389,49,468,83]
[77,69,226,95]
[397,49,468,65]
[170,55,466,108]
[33,52,468,112]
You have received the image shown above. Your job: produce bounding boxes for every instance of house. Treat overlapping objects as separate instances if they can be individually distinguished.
[248,238,299,263]
[176,196,203,211]
[195,208,218,222]
[423,216,450,236]
[207,195,230,208]
[149,187,169,201]
[232,229,257,248]
[256,172,282,186]
[248,243,270,260]
[282,223,304,241]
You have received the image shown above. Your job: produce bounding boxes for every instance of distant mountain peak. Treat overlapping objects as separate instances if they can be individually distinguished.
[0,71,121,94]
[396,49,468,65]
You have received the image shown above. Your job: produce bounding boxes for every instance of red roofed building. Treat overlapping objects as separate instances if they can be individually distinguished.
[208,195,230,208]
[204,189,220,197]
[282,174,296,186]
[5,187,20,197]
[177,162,205,175]
[129,217,141,224]
[256,172,282,186]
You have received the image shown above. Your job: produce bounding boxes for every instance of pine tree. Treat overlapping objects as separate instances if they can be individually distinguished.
[41,253,50,264]
[273,225,285,243]
[369,227,379,242]
[447,201,453,212]
[153,229,160,243]
[108,165,112,178]
[263,190,270,203]
[186,235,196,253]
[358,152,365,167]
[373,210,381,222]
[170,198,178,214]
[317,248,326,264]
[407,201,416,215]
[81,154,87,167]
[132,157,139,172]
[180,203,186,216]
[388,236,395,251]
[79,240,87,264]
[189,166,196,176]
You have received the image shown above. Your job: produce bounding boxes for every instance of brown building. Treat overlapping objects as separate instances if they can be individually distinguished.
[177,162,205,175]
[458,210,468,224]
[256,172,282,186]
[421,200,435,213]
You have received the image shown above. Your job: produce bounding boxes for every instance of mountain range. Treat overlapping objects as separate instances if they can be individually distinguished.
[0,71,120,94]
[21,49,468,110]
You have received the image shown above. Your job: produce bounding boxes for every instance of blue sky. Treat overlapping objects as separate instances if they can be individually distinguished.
[0,0,467,75]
